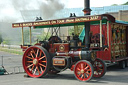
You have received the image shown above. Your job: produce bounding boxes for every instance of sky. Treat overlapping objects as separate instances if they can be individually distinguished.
[63,0,128,8]
[0,0,128,22]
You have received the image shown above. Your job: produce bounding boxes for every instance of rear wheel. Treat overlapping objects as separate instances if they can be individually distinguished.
[93,58,107,78]
[22,46,50,78]
[74,60,94,82]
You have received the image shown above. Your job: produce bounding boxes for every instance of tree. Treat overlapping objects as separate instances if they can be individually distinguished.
[111,4,118,6]
[123,2,128,5]
[37,31,50,41]
[2,38,10,44]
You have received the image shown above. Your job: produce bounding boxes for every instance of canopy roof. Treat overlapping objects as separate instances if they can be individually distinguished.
[12,14,116,29]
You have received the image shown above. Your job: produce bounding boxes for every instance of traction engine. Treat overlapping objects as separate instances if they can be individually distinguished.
[22,31,106,81]
[13,0,108,82]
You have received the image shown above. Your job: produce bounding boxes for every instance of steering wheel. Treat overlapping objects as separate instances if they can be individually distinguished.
[48,36,62,43]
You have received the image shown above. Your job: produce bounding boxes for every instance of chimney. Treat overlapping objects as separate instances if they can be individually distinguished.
[83,0,91,50]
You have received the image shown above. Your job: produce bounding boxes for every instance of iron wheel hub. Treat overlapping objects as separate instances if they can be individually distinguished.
[33,59,38,65]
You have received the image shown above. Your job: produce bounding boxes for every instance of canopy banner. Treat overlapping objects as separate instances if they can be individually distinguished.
[12,15,101,28]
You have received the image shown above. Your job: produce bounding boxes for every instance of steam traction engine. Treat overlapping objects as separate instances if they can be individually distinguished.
[12,14,115,81]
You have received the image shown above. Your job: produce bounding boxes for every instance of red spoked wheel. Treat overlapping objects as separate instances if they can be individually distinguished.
[22,46,50,78]
[93,58,106,78]
[74,60,94,82]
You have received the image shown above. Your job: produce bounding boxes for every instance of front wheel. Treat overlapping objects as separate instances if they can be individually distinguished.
[22,46,50,78]
[74,60,94,82]
[93,58,107,78]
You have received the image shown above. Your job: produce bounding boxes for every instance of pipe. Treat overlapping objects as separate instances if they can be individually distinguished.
[83,0,91,15]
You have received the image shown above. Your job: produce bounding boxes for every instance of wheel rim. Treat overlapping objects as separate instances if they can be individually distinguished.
[93,59,105,77]
[74,61,93,81]
[23,46,47,78]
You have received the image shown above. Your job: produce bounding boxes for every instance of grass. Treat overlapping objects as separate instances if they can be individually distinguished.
[0,46,23,55]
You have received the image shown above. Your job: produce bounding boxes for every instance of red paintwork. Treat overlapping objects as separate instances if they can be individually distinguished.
[90,24,111,61]
[49,43,69,53]
[93,58,105,77]
[126,27,128,57]
[74,60,93,81]
[20,45,28,51]
[22,46,47,78]
[91,24,128,62]
[70,65,75,71]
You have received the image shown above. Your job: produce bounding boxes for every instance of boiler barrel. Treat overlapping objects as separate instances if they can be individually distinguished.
[56,50,92,61]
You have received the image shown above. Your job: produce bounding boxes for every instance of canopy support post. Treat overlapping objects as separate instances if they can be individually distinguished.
[22,27,24,45]
[29,27,32,45]
[100,20,102,47]
[107,21,109,47]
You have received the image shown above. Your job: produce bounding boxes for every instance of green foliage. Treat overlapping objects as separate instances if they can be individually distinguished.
[111,4,118,6]
[123,2,128,5]
[68,27,74,36]
[111,1,128,6]
[37,31,50,41]
[68,25,84,36]
[2,38,10,44]
[0,46,23,55]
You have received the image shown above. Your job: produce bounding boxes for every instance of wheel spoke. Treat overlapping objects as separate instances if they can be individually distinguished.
[81,63,84,69]
[30,52,34,59]
[99,68,103,71]
[36,49,39,58]
[86,74,89,77]
[27,61,33,63]
[86,69,90,72]
[83,74,86,79]
[81,74,84,79]
[33,67,37,75]
[84,66,89,71]
[85,72,90,75]
[27,64,33,68]
[77,67,81,71]
[78,73,82,77]
[42,61,46,63]
[39,51,42,58]
[37,66,40,75]
[31,65,34,72]
[40,66,43,72]
[39,56,45,60]
[31,49,36,55]
[39,63,46,68]
[26,56,33,59]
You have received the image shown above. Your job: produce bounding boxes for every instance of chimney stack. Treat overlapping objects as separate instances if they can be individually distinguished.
[83,0,91,50]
